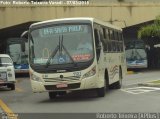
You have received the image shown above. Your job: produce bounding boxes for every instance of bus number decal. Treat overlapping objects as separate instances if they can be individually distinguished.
[73,71,81,77]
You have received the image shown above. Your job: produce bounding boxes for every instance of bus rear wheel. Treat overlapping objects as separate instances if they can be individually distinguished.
[49,92,57,99]
[112,68,122,89]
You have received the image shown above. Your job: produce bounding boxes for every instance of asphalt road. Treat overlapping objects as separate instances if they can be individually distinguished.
[0,70,160,119]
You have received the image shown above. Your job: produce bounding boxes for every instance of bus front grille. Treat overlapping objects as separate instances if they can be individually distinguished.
[44,76,80,82]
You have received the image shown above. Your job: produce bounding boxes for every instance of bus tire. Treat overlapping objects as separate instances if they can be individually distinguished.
[7,84,15,90]
[97,79,106,97]
[49,92,57,99]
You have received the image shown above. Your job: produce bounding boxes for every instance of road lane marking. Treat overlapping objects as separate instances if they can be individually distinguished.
[121,86,160,94]
[0,99,18,119]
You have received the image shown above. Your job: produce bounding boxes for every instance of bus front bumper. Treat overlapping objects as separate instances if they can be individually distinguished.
[30,75,103,93]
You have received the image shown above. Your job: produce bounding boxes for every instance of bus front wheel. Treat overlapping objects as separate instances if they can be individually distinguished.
[49,92,57,99]
[97,87,106,97]
[97,79,106,97]
[7,84,15,90]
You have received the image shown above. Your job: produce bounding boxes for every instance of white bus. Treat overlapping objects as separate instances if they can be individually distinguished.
[28,17,126,99]
[125,40,148,69]
[6,38,29,74]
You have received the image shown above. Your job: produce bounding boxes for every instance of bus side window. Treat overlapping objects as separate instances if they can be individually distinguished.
[108,41,112,52]
[99,29,106,51]
[94,29,100,47]
[94,29,101,61]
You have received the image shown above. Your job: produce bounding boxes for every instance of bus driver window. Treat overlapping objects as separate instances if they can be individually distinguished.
[94,29,101,61]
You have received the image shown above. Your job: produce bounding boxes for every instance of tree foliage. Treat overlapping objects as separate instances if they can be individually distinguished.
[138,15,160,39]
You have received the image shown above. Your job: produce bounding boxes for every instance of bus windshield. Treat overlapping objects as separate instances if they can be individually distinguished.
[125,40,145,50]
[125,40,147,61]
[29,24,94,67]
[8,43,22,64]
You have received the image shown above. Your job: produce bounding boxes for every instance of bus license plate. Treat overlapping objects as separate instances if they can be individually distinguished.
[56,83,68,88]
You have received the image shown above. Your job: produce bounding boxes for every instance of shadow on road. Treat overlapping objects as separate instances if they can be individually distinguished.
[39,89,117,103]
[0,87,13,92]
[15,73,29,78]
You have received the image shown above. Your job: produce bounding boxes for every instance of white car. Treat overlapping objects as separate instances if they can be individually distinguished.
[0,54,15,90]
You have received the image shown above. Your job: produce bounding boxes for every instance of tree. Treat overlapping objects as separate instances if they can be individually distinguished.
[138,15,160,39]
[138,15,160,68]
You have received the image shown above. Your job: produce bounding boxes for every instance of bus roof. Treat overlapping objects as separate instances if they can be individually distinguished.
[30,17,122,31]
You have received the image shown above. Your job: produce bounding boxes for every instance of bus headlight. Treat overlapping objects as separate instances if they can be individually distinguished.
[31,74,42,82]
[82,66,96,79]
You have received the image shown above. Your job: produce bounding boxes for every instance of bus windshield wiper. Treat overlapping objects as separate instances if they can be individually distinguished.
[45,35,77,68]
[45,37,60,68]
[61,35,77,66]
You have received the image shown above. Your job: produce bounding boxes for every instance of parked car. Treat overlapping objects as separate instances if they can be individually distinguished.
[0,54,15,90]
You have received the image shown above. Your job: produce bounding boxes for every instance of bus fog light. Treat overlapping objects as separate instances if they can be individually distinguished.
[31,74,42,82]
[82,66,96,79]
